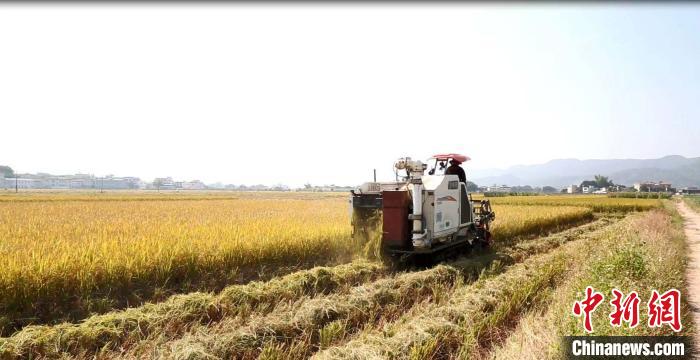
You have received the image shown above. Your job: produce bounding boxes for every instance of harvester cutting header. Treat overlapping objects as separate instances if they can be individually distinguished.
[350,154,495,262]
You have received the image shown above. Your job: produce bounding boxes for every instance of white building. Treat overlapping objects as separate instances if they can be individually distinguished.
[487,184,512,193]
[1,173,141,190]
[5,178,42,189]
[680,187,700,195]
[181,180,207,190]
[153,177,177,190]
[581,185,598,194]
[97,176,140,190]
[567,185,579,194]
[634,181,673,192]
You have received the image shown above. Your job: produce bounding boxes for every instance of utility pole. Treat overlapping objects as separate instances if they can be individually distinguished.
[15,177,18,193]
[373,169,377,182]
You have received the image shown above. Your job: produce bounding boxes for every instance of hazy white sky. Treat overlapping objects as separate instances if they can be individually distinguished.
[1,4,699,187]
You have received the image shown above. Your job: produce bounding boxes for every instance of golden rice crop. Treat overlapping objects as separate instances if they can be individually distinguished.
[0,193,612,334]
[490,205,593,245]
[0,190,347,202]
[0,197,351,333]
[0,218,620,360]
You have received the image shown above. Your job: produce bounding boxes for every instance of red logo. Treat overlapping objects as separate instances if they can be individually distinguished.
[572,287,683,333]
[573,286,605,333]
[610,289,640,328]
[648,289,682,332]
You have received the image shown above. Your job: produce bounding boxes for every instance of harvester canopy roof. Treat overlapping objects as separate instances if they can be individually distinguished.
[430,153,470,163]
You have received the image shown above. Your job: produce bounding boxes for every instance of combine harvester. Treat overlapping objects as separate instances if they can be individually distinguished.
[350,153,495,263]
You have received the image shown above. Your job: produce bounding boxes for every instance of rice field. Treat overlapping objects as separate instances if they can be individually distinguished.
[0,209,688,360]
[0,196,351,334]
[490,205,592,245]
[0,192,668,346]
[0,218,615,358]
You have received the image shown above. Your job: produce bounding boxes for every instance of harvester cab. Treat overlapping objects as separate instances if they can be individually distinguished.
[350,154,495,262]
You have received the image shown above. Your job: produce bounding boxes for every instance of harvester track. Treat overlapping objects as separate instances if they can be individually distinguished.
[314,216,629,360]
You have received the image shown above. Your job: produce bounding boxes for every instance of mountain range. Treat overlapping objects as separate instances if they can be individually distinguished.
[469,155,700,188]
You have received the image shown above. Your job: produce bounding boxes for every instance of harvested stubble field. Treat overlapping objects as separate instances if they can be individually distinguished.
[0,192,688,360]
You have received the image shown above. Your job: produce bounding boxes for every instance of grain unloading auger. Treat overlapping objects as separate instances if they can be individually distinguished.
[350,154,495,262]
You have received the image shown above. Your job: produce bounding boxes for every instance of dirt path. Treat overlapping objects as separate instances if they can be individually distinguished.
[677,200,700,345]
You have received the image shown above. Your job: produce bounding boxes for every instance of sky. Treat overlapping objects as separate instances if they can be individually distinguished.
[1,4,699,187]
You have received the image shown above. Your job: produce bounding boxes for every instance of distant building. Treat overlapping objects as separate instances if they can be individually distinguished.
[4,178,42,189]
[487,184,512,193]
[0,173,141,190]
[680,187,700,195]
[153,177,177,190]
[567,185,579,194]
[608,184,628,192]
[298,184,352,192]
[181,180,207,190]
[97,176,140,190]
[70,175,97,189]
[151,178,210,190]
[634,181,673,192]
[581,185,598,194]
[207,182,226,190]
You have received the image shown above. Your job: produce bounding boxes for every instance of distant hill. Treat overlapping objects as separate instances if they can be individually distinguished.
[470,155,700,188]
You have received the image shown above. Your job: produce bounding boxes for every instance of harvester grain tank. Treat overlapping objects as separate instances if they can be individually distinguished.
[350,154,495,262]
